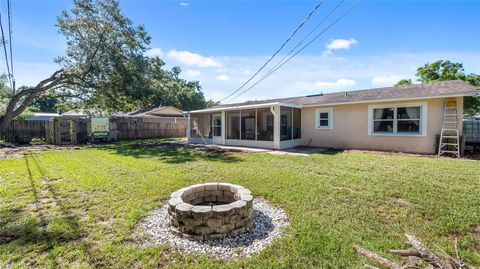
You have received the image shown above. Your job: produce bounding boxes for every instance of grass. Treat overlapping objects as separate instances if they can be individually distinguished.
[0,139,479,268]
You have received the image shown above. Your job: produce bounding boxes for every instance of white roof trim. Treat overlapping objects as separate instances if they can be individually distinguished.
[32,113,59,116]
[188,93,472,113]
[187,102,301,114]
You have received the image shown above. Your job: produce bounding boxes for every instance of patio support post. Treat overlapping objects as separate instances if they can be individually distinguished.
[221,110,226,145]
[187,114,191,141]
[271,105,281,149]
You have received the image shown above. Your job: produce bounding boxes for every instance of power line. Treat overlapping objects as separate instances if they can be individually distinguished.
[7,0,14,94]
[218,0,326,103]
[226,1,361,103]
[0,10,12,91]
[252,0,345,89]
[222,0,344,104]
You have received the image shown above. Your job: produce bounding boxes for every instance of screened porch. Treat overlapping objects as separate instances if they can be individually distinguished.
[188,104,302,149]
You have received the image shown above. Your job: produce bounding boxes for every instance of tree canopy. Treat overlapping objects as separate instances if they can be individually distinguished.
[0,0,213,135]
[396,60,480,115]
[394,79,413,87]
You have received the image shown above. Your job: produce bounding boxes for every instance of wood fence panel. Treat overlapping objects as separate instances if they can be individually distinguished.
[7,120,47,144]
[45,120,55,144]
[6,117,187,144]
[111,118,187,140]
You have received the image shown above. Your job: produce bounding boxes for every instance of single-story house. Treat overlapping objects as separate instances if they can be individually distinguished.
[186,80,478,154]
[128,106,186,123]
[59,109,107,118]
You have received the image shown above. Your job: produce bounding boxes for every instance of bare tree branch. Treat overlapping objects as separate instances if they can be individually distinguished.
[390,250,422,257]
[405,234,446,268]
[354,245,404,269]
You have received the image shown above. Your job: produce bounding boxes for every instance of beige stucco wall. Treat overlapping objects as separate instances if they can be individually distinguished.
[301,97,463,154]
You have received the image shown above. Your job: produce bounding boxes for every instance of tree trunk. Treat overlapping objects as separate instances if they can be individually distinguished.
[0,113,13,140]
[0,69,64,140]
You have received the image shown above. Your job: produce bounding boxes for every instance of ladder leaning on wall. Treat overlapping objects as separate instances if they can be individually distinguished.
[438,99,460,158]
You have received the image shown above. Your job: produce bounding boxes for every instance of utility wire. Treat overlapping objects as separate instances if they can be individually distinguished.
[227,1,361,103]
[222,0,344,104]
[253,0,345,89]
[218,0,325,103]
[0,11,13,91]
[7,0,14,94]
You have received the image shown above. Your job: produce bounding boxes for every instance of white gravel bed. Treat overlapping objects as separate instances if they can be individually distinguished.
[142,198,290,259]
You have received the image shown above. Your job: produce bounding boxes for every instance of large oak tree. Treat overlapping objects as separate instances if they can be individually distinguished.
[0,0,151,135]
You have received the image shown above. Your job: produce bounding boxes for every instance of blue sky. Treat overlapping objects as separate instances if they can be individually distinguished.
[4,0,480,104]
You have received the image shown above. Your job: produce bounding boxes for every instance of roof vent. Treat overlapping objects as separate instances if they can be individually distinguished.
[307,92,324,97]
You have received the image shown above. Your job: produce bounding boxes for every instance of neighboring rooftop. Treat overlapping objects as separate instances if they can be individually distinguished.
[61,109,102,117]
[128,106,184,118]
[32,112,59,116]
[60,109,128,118]
[200,80,477,111]
[24,112,60,121]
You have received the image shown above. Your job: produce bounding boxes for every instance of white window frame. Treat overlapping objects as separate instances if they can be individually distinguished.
[368,102,427,137]
[315,107,333,129]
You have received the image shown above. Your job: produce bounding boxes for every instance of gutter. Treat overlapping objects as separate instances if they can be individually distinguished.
[186,102,301,114]
[269,105,277,117]
[183,92,477,114]
[302,93,475,108]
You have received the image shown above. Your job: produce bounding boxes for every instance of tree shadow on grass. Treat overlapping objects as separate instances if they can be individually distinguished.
[0,154,83,248]
[95,141,243,164]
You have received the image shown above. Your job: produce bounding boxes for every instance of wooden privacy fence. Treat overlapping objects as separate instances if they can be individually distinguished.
[5,120,47,144]
[6,117,188,144]
[111,118,188,141]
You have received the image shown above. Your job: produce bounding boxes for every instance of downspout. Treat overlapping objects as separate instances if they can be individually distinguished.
[269,106,276,117]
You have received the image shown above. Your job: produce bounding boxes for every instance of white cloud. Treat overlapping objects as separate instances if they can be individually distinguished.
[167,50,222,68]
[179,2,189,6]
[185,70,201,77]
[145,48,164,58]
[315,79,357,89]
[157,51,479,103]
[323,38,358,56]
[216,74,230,81]
[371,75,405,86]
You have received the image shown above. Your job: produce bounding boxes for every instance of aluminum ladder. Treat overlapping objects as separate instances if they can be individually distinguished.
[438,99,460,157]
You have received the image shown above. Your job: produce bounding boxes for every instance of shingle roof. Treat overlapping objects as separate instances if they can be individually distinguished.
[128,106,184,117]
[210,80,477,109]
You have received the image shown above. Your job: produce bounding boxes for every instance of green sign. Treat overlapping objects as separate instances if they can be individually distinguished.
[91,117,109,138]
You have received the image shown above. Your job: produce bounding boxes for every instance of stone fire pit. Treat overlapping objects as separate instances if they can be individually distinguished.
[168,183,254,240]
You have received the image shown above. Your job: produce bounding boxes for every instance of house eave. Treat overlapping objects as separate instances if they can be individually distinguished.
[187,102,302,114]
[301,93,473,108]
[186,91,475,114]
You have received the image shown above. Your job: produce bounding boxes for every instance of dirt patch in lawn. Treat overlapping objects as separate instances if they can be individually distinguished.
[0,144,83,158]
[344,149,432,158]
[390,195,412,207]
[345,148,480,160]
[131,141,247,155]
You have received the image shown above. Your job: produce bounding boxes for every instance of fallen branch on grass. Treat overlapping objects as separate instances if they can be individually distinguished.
[354,234,476,269]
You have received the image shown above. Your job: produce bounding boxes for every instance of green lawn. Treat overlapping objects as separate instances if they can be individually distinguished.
[1,140,479,268]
